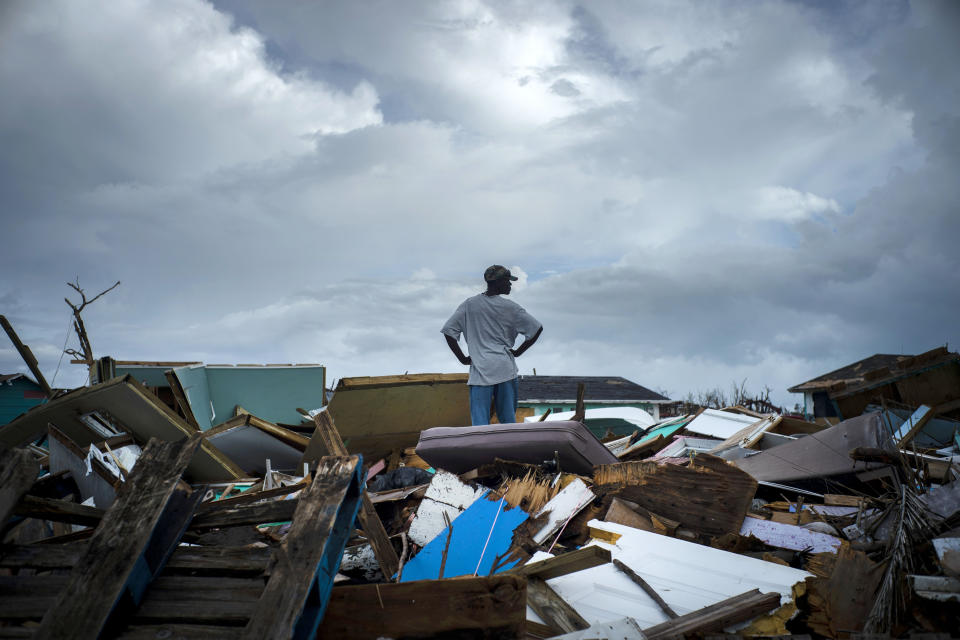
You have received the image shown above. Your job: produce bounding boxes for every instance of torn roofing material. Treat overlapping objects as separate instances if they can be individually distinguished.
[733,411,896,484]
[0,375,243,482]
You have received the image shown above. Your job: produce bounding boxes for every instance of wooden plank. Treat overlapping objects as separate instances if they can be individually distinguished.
[513,545,611,580]
[37,435,203,640]
[242,455,363,640]
[189,495,297,529]
[165,369,200,430]
[317,575,527,639]
[824,494,865,507]
[0,448,40,524]
[13,494,104,527]
[613,558,678,619]
[0,543,272,575]
[0,315,53,398]
[309,411,399,578]
[194,481,307,512]
[526,576,590,635]
[641,589,782,640]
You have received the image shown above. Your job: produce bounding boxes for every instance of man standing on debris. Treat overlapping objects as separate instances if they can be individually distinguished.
[442,265,543,425]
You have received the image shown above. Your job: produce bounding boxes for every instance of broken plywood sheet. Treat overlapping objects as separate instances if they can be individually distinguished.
[734,411,895,483]
[300,373,469,465]
[400,491,528,582]
[407,470,485,546]
[533,477,595,546]
[0,376,243,482]
[594,454,757,536]
[805,545,883,637]
[202,414,307,476]
[527,520,810,630]
[740,516,843,554]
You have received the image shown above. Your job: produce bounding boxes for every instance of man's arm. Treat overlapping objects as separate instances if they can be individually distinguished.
[445,334,471,365]
[511,325,543,358]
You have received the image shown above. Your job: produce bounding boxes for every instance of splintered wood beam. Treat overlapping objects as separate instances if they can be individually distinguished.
[13,494,104,527]
[37,435,203,640]
[0,448,41,525]
[311,411,400,578]
[641,589,781,640]
[0,544,272,576]
[189,496,298,529]
[164,370,200,430]
[513,545,611,580]
[318,575,527,639]
[0,315,54,398]
[241,455,363,640]
[526,576,590,635]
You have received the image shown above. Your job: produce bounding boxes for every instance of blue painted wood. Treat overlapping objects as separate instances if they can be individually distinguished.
[399,490,529,582]
[292,460,362,640]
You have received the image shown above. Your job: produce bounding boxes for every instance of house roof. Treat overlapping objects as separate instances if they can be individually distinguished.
[787,353,909,393]
[1,373,39,386]
[517,375,670,403]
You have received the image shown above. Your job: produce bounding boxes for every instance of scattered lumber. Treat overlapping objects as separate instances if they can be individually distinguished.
[37,435,203,639]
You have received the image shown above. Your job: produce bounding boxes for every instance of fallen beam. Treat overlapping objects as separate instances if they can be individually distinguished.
[1,448,41,525]
[241,455,363,640]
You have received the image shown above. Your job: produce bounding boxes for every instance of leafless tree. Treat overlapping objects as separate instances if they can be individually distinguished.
[63,278,120,363]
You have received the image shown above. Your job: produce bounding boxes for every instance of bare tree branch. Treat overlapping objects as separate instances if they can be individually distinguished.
[63,279,121,363]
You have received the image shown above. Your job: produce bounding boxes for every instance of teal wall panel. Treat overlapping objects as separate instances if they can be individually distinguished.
[204,366,325,428]
[173,365,213,429]
[0,377,47,425]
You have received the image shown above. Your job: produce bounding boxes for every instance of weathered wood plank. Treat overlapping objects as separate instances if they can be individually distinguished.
[310,411,399,578]
[0,542,272,575]
[242,455,363,640]
[189,496,297,529]
[36,435,203,640]
[318,575,527,639]
[12,494,104,527]
[513,545,611,581]
[526,576,590,635]
[0,448,41,525]
[194,481,306,513]
[641,588,781,640]
[594,454,758,536]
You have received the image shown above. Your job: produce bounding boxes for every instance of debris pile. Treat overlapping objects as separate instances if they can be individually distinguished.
[1,350,960,638]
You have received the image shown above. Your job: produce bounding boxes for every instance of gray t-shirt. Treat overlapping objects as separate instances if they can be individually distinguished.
[442,293,542,386]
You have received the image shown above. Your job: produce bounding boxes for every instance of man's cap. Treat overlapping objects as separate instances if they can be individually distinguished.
[484,265,518,282]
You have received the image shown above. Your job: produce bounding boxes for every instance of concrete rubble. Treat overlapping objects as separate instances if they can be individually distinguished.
[1,349,960,638]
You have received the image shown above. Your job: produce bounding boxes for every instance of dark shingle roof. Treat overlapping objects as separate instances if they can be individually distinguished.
[787,353,909,393]
[518,375,670,402]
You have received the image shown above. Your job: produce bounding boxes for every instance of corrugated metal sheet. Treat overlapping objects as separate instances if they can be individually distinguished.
[527,520,811,629]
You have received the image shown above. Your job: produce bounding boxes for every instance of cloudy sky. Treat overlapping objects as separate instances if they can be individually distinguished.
[1,0,958,408]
